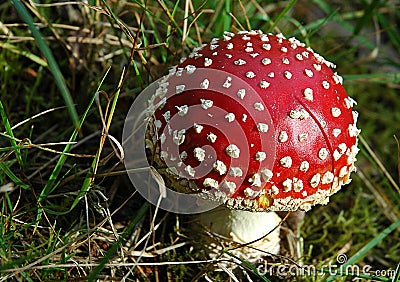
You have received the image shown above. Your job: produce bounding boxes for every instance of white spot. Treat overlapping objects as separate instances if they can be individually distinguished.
[237,88,246,99]
[257,123,269,133]
[245,47,254,52]
[163,111,171,122]
[302,51,309,58]
[318,148,329,160]
[243,188,255,198]
[259,80,270,88]
[226,43,233,49]
[176,84,185,93]
[262,43,271,50]
[185,165,195,177]
[284,71,292,79]
[225,113,235,122]
[295,54,303,60]
[194,147,206,162]
[293,178,304,192]
[331,107,341,117]
[246,71,256,78]
[209,44,219,50]
[221,181,236,194]
[270,185,279,195]
[210,38,219,45]
[185,65,196,74]
[282,58,290,65]
[333,72,343,84]
[226,144,240,158]
[225,54,233,58]
[159,133,166,144]
[332,128,341,137]
[260,34,269,41]
[207,132,217,143]
[176,105,188,116]
[352,111,359,123]
[204,58,212,67]
[200,99,213,109]
[261,58,271,65]
[303,88,314,101]
[268,72,275,77]
[160,151,168,161]
[261,169,273,182]
[290,109,309,120]
[313,64,322,71]
[298,133,308,142]
[154,119,162,129]
[223,76,232,88]
[348,124,360,137]
[172,129,186,145]
[282,179,292,192]
[242,35,251,40]
[281,46,288,53]
[242,114,248,122]
[322,80,330,89]
[322,171,334,184]
[193,123,203,133]
[310,173,321,188]
[344,97,357,109]
[234,59,247,66]
[203,178,218,189]
[249,173,262,187]
[299,161,309,172]
[200,79,209,89]
[333,149,341,161]
[280,156,292,168]
[339,166,348,178]
[254,102,265,111]
[279,131,288,142]
[255,151,267,161]
[250,53,259,58]
[229,167,243,177]
[338,143,347,154]
[213,160,227,175]
[304,69,313,78]
[180,151,187,160]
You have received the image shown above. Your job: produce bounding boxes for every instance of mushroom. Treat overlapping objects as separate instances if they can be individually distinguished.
[145,30,360,266]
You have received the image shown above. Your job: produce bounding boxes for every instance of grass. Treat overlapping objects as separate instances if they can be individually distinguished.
[0,0,399,281]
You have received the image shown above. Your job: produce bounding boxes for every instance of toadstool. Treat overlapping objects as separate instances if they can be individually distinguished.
[145,30,360,264]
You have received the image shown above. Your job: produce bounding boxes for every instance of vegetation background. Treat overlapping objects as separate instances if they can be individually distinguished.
[0,0,399,281]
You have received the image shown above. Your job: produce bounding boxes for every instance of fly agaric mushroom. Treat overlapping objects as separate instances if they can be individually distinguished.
[145,30,359,264]
[146,30,359,212]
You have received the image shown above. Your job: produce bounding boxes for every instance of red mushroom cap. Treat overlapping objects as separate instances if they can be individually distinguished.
[146,30,360,212]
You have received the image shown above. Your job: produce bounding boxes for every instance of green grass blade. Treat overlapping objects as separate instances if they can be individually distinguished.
[326,219,400,281]
[223,250,271,282]
[0,100,23,166]
[0,42,48,67]
[268,0,298,32]
[36,67,111,223]
[344,73,400,84]
[11,0,79,129]
[391,263,400,282]
[0,162,29,189]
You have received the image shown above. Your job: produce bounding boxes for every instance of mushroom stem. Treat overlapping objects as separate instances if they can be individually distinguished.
[194,206,281,264]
